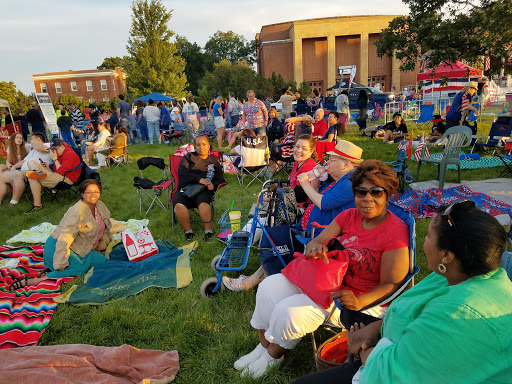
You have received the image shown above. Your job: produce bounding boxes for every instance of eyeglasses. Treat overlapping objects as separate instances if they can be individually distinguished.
[439,200,475,231]
[84,191,101,195]
[354,186,386,198]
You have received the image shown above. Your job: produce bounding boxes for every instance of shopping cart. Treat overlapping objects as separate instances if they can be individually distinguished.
[199,179,292,298]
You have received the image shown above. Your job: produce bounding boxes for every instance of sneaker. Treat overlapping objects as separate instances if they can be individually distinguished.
[241,351,283,379]
[89,165,100,170]
[234,344,266,371]
[184,231,194,241]
[26,171,47,179]
[24,205,43,214]
[204,232,214,242]
[223,275,248,291]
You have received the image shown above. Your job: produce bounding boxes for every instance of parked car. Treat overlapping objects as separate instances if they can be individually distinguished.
[324,80,395,110]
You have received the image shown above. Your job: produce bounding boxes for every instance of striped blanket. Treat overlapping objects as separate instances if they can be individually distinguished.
[0,246,70,349]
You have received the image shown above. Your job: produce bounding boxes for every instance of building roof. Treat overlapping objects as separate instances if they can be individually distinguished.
[32,68,124,80]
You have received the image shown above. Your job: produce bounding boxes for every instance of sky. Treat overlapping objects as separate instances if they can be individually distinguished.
[0,0,409,95]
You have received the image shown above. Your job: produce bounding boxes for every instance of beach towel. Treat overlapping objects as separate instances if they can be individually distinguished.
[6,219,149,245]
[424,151,510,169]
[390,185,512,219]
[0,246,71,349]
[54,241,196,305]
[0,343,179,383]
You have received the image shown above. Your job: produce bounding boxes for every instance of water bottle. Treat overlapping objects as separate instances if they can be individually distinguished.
[305,165,329,181]
[206,164,215,182]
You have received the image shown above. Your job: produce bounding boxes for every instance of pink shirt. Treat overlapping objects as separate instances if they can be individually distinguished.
[289,158,317,189]
[92,208,106,250]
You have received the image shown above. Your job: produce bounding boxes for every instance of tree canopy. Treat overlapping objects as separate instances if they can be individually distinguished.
[0,81,33,114]
[204,31,257,66]
[176,35,209,95]
[97,57,122,70]
[375,0,512,75]
[122,0,187,98]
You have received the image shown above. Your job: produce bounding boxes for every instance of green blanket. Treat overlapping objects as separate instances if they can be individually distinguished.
[428,152,511,170]
[54,241,196,305]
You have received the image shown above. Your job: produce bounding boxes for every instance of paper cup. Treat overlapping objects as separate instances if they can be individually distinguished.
[228,211,242,233]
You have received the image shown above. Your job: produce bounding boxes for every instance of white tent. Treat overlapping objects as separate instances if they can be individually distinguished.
[0,99,15,133]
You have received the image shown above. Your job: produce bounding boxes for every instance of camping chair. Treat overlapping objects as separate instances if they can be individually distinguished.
[386,148,413,193]
[413,104,435,130]
[416,125,472,189]
[199,120,217,142]
[106,145,129,167]
[311,203,419,363]
[170,122,186,145]
[133,157,172,215]
[471,116,512,155]
[168,154,227,228]
[234,135,269,186]
[497,152,512,178]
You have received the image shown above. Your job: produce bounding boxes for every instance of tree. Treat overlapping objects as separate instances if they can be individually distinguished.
[176,35,208,95]
[204,31,257,66]
[52,94,87,111]
[375,0,512,75]
[97,57,122,70]
[0,81,32,114]
[122,0,187,97]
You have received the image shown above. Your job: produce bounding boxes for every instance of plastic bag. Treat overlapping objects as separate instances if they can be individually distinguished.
[121,227,159,262]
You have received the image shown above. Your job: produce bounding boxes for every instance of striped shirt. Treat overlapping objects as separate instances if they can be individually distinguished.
[71,108,84,128]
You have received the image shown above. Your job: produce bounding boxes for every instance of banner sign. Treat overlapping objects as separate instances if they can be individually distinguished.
[35,93,59,136]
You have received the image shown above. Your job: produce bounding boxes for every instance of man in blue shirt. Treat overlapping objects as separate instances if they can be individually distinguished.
[159,101,170,136]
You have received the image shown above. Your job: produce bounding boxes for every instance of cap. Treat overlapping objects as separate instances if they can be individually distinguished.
[393,112,402,118]
[432,114,444,123]
[49,137,65,149]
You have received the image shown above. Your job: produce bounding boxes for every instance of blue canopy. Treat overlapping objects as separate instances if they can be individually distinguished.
[132,92,177,103]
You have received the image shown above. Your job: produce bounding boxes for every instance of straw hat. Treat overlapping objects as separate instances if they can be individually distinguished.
[326,140,363,163]
[466,81,478,89]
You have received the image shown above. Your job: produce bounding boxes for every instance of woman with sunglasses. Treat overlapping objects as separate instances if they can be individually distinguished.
[9,180,111,291]
[294,200,512,384]
[234,160,409,379]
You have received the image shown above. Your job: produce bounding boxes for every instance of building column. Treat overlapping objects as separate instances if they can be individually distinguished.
[293,35,303,84]
[391,51,401,92]
[327,34,336,89]
[359,33,369,86]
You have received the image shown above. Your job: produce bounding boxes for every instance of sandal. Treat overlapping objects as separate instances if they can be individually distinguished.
[9,276,29,291]
[37,268,51,278]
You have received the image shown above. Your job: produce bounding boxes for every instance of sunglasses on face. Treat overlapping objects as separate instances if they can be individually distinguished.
[354,186,386,198]
[439,200,476,231]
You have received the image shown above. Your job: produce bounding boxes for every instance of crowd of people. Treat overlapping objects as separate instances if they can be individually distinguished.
[1,84,511,383]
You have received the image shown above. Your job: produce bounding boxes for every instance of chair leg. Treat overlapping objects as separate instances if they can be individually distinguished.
[439,164,446,190]
[457,164,461,183]
[416,161,422,181]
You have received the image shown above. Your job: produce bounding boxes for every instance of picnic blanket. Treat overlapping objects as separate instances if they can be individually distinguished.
[54,241,196,305]
[424,151,511,170]
[0,343,179,383]
[6,219,149,245]
[0,246,71,349]
[390,185,512,219]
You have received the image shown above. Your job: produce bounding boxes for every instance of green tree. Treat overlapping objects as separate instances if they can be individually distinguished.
[176,35,208,95]
[0,81,32,114]
[298,81,312,99]
[204,31,257,66]
[375,0,512,75]
[52,94,87,111]
[97,57,123,70]
[122,0,187,98]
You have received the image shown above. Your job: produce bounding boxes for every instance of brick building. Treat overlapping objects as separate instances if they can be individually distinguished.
[257,15,420,94]
[32,67,127,104]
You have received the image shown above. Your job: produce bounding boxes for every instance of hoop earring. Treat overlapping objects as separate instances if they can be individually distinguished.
[438,262,447,274]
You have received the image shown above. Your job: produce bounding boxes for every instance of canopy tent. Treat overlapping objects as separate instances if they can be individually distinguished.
[417,61,482,82]
[0,99,15,129]
[132,93,177,104]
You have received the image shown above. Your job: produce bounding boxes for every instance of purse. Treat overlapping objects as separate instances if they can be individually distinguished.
[180,183,206,199]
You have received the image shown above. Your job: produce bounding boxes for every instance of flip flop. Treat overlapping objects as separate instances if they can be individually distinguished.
[37,268,51,278]
[9,276,29,291]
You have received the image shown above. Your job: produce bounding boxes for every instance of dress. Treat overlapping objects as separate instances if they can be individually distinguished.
[173,152,226,209]
[359,269,512,384]
[243,100,267,135]
[250,208,409,350]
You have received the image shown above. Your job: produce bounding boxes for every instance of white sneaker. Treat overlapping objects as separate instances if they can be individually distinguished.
[234,343,266,371]
[240,350,283,379]
[222,275,248,291]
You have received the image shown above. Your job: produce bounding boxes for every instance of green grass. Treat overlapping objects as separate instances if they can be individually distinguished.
[0,117,506,383]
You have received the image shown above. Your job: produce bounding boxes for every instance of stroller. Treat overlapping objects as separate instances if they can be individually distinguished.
[200,179,299,298]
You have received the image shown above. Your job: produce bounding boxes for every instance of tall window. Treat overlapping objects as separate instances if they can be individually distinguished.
[100,79,107,90]
[40,83,47,93]
[86,80,93,91]
[55,82,62,93]
[70,81,77,91]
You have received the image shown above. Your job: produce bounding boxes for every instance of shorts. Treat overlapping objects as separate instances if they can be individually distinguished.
[214,116,224,129]
[173,188,213,210]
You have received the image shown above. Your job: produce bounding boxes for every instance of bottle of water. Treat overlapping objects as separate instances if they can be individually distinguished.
[305,165,329,181]
[206,164,215,182]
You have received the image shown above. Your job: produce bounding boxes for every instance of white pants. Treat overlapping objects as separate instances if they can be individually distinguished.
[250,273,387,350]
[96,152,107,166]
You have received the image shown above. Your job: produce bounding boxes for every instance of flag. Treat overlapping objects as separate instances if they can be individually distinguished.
[406,131,413,159]
[485,56,491,71]
[420,55,429,72]
[414,142,430,161]
[398,140,407,150]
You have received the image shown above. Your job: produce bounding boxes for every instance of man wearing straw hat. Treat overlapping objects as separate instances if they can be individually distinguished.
[445,81,479,129]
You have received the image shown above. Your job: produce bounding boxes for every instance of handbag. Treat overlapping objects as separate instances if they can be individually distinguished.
[121,227,159,262]
[180,183,206,199]
[281,237,349,309]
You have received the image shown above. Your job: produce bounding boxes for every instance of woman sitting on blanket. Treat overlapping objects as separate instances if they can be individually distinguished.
[293,201,512,384]
[9,180,110,290]
[232,160,410,379]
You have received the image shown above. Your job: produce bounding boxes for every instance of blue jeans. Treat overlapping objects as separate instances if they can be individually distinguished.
[138,122,149,142]
[147,121,160,144]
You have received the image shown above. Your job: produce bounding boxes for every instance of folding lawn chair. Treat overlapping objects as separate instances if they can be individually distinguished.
[171,122,186,145]
[386,148,413,192]
[133,157,172,215]
[199,120,217,142]
[235,135,269,186]
[413,104,434,129]
[497,153,512,178]
[106,145,129,167]
[471,116,512,155]
[168,154,227,228]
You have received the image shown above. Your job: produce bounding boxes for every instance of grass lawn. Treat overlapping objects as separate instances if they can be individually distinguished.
[1,116,507,383]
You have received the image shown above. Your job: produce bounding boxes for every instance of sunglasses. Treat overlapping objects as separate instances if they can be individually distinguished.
[354,186,386,198]
[439,200,476,231]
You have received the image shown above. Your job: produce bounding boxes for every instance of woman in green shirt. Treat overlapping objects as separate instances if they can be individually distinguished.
[294,200,512,384]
